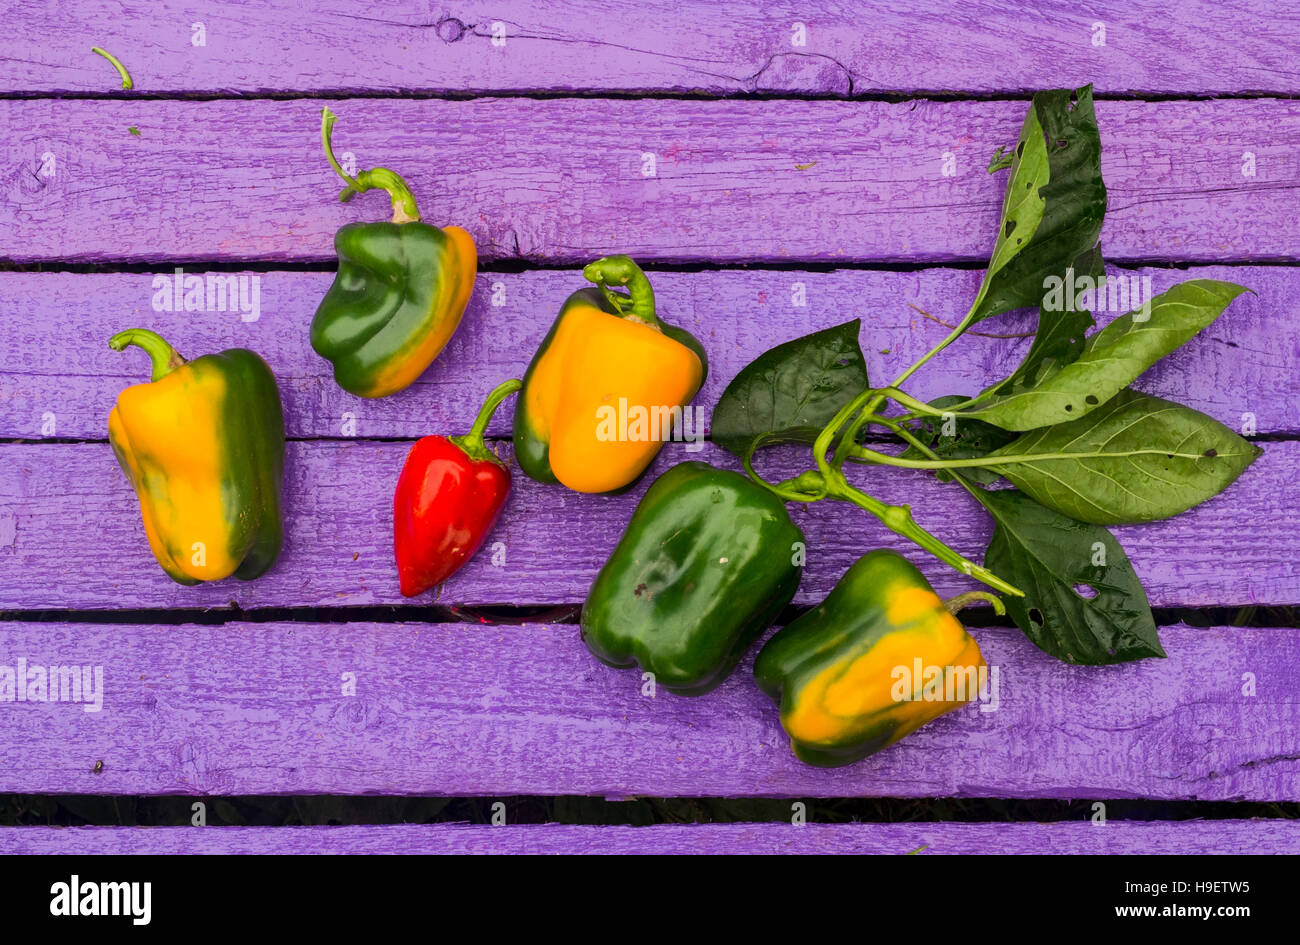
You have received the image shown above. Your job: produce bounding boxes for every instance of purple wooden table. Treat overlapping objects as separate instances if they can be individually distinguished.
[1,1,1297,854]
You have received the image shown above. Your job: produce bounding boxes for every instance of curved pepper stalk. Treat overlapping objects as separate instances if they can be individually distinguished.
[310,107,477,398]
[108,328,286,585]
[513,256,709,494]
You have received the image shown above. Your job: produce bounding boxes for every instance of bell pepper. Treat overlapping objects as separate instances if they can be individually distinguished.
[107,328,285,585]
[394,378,521,597]
[754,550,991,767]
[581,461,804,695]
[310,107,476,398]
[513,256,707,494]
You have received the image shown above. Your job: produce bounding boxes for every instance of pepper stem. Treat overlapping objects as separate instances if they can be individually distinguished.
[583,255,660,328]
[743,449,826,504]
[450,378,523,463]
[823,473,1023,597]
[943,590,1007,617]
[91,46,133,90]
[320,107,421,224]
[109,329,186,381]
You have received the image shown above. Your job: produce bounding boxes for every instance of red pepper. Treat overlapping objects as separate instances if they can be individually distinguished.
[393,379,521,597]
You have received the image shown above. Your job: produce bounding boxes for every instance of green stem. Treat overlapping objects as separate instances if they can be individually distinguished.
[108,329,186,381]
[823,474,1022,597]
[831,395,892,469]
[867,412,933,453]
[944,590,1007,616]
[849,414,1022,598]
[850,443,1214,471]
[742,449,825,503]
[836,309,978,459]
[829,386,951,471]
[583,255,660,328]
[740,386,1013,592]
[876,387,948,417]
[450,378,522,463]
[91,47,133,90]
[891,314,974,391]
[320,107,421,224]
[816,386,879,477]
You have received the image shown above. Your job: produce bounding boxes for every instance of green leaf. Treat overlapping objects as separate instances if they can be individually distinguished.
[711,320,868,459]
[969,86,1107,325]
[965,279,1249,431]
[984,246,1103,402]
[975,487,1165,665]
[899,395,1017,485]
[966,105,1049,322]
[985,389,1262,525]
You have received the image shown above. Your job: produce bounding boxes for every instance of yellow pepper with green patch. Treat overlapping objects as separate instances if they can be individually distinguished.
[107,329,285,585]
[754,549,993,767]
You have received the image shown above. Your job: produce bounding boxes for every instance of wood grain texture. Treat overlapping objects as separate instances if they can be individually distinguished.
[0,622,1294,799]
[0,265,1286,440]
[2,1,1296,824]
[0,438,1291,610]
[2,821,1297,854]
[3,1,1298,96]
[4,98,1296,264]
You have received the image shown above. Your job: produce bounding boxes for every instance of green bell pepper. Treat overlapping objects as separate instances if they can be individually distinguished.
[754,550,990,767]
[581,461,804,695]
[310,107,476,398]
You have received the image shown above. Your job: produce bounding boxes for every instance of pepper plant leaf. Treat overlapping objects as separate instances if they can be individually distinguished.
[982,245,1104,403]
[964,279,1249,431]
[968,86,1107,326]
[966,104,1049,323]
[975,487,1165,665]
[711,319,868,459]
[985,389,1262,524]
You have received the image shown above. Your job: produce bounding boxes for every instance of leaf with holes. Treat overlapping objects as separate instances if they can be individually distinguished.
[711,320,868,460]
[981,245,1103,404]
[976,487,1164,665]
[968,86,1107,325]
[984,389,1262,524]
[966,101,1049,323]
[898,395,1017,485]
[964,279,1249,431]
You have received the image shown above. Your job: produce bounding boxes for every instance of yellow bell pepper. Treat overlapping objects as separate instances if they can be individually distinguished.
[512,256,707,494]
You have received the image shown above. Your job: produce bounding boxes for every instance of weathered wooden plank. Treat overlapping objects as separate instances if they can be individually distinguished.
[0,265,1286,440]
[4,98,1295,264]
[3,1,1297,96]
[1,821,1297,854]
[0,622,1294,799]
[0,439,1292,610]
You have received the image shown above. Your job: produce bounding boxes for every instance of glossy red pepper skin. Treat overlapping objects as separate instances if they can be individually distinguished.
[392,379,521,597]
[393,436,510,597]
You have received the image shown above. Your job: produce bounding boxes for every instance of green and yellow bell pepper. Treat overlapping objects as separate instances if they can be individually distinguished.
[755,549,989,766]
[108,328,286,585]
[310,107,476,398]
